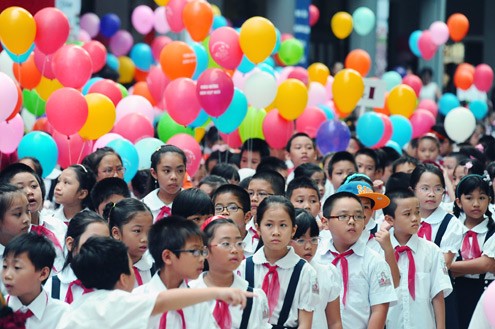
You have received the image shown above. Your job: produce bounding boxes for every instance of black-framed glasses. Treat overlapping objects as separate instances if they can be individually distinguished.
[210,241,246,250]
[172,247,209,257]
[328,214,366,222]
[292,237,321,246]
[214,204,241,213]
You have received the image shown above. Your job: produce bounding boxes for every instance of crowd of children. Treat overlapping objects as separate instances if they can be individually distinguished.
[0,127,495,329]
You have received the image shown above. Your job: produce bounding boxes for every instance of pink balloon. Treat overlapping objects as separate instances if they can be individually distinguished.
[115,95,154,124]
[309,5,320,26]
[52,45,93,88]
[46,88,88,136]
[418,31,438,61]
[132,5,154,34]
[113,113,154,144]
[151,36,172,61]
[373,113,393,148]
[262,110,294,149]
[167,133,201,177]
[92,133,123,152]
[88,79,122,106]
[53,131,93,168]
[474,64,494,92]
[154,7,170,34]
[166,0,187,33]
[296,106,327,138]
[325,76,334,100]
[82,41,107,73]
[418,99,438,118]
[209,27,243,70]
[147,66,170,103]
[0,114,24,154]
[165,78,201,125]
[307,82,328,106]
[402,74,423,97]
[0,72,18,122]
[288,67,309,85]
[80,13,100,38]
[196,68,234,117]
[34,8,70,55]
[410,109,436,138]
[278,66,295,83]
[78,30,91,43]
[429,21,449,46]
[34,49,55,79]
[109,30,134,56]
[219,129,242,149]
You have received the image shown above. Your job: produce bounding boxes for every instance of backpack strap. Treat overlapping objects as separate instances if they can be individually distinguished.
[245,256,255,288]
[480,226,495,281]
[239,286,254,329]
[276,259,306,327]
[51,275,61,300]
[434,213,453,247]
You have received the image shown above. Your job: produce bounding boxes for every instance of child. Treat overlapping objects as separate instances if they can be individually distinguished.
[286,133,317,171]
[105,198,154,287]
[190,217,270,329]
[316,192,396,329]
[452,158,484,191]
[2,233,68,328]
[442,152,466,185]
[355,148,380,181]
[416,134,441,163]
[82,146,125,182]
[326,151,357,194]
[286,177,321,219]
[198,175,228,197]
[57,236,254,329]
[52,164,96,224]
[290,209,342,329]
[90,177,131,215]
[211,163,241,185]
[450,175,495,329]
[240,138,270,170]
[171,188,214,227]
[142,145,187,222]
[383,189,452,329]
[44,210,109,303]
[392,156,420,174]
[293,163,326,199]
[257,157,289,181]
[238,196,319,329]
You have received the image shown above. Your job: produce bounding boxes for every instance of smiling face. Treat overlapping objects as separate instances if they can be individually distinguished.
[207,223,244,273]
[326,197,364,252]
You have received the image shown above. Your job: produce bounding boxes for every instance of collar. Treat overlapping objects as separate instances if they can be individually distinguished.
[134,252,154,271]
[149,272,189,291]
[8,289,48,320]
[245,217,256,231]
[0,243,4,257]
[143,188,168,212]
[52,206,69,222]
[57,266,77,284]
[322,236,367,257]
[422,207,446,224]
[365,218,376,231]
[460,216,489,234]
[390,230,419,253]
[252,246,301,269]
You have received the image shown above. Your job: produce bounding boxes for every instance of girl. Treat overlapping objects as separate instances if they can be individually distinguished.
[82,146,125,182]
[44,210,109,303]
[189,217,270,329]
[142,145,187,222]
[52,164,96,224]
[238,196,319,329]
[104,198,154,287]
[171,188,214,227]
[290,209,342,329]
[451,175,495,329]
[452,158,484,191]
[294,163,327,199]
[416,134,440,163]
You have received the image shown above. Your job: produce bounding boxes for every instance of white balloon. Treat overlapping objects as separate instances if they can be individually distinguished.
[0,51,15,81]
[243,70,277,109]
[444,107,476,143]
[307,82,328,107]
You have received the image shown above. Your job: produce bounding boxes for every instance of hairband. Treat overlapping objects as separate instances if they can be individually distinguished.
[76,164,88,173]
[456,173,492,197]
[200,215,228,232]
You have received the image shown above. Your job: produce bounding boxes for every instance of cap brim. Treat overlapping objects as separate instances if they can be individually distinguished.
[359,192,390,210]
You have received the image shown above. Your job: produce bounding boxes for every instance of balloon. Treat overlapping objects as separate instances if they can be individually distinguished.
[160,41,196,80]
[82,41,107,73]
[166,0,187,33]
[209,27,243,70]
[331,12,353,39]
[18,131,58,178]
[100,13,121,38]
[243,70,277,109]
[382,71,402,91]
[356,112,384,147]
[107,138,139,183]
[146,66,169,104]
[154,7,170,34]
[418,30,437,60]
[12,54,39,89]
[196,68,234,117]
[88,79,122,106]
[79,94,116,140]
[0,7,36,55]
[183,0,213,42]
[92,133,123,152]
[113,113,154,144]
[151,36,172,61]
[418,99,438,118]
[444,107,475,143]
[239,17,277,64]
[212,87,248,133]
[33,8,69,55]
[31,117,53,134]
[238,107,266,142]
[23,89,46,116]
[115,95,154,125]
[402,74,422,97]
[296,106,326,138]
[262,110,294,149]
[429,21,449,45]
[118,56,135,84]
[35,76,63,101]
[219,129,242,149]
[132,5,154,35]
[82,77,103,95]
[308,63,329,85]
[316,119,351,154]
[212,15,228,30]
[325,76,334,100]
[5,84,21,122]
[188,109,209,128]
[473,64,494,92]
[318,103,335,120]
[53,131,92,168]
[438,93,460,116]
[0,72,19,121]
[276,79,308,120]
[0,114,24,154]
[157,113,194,142]
[307,82,327,107]
[408,30,422,57]
[287,67,309,85]
[410,109,436,138]
[387,84,417,118]
[52,45,93,88]
[447,13,469,42]
[33,49,55,79]
[332,69,364,114]
[237,55,255,74]
[155,0,170,5]
[309,5,320,27]
[130,43,153,71]
[46,88,88,136]
[167,133,202,176]
[352,7,375,36]
[345,49,371,77]
[190,42,208,80]
[373,113,393,148]
[469,100,488,120]
[0,50,14,80]
[164,78,201,125]
[80,13,100,37]
[135,137,165,170]
[109,30,134,56]
[278,39,304,66]
[129,81,155,106]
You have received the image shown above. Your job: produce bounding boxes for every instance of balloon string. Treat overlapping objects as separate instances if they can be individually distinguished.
[34,57,48,117]
[76,139,86,164]
[67,135,72,167]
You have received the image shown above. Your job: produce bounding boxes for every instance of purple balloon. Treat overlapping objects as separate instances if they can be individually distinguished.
[316,119,351,154]
[109,30,134,56]
[80,13,100,38]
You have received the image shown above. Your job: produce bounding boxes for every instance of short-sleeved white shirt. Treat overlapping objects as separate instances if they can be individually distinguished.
[309,259,341,329]
[420,207,463,253]
[44,266,84,303]
[243,218,259,257]
[142,188,175,222]
[39,209,67,248]
[133,252,154,287]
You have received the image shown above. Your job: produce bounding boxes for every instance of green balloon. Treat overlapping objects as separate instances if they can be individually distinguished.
[279,39,304,66]
[202,36,221,69]
[23,89,46,117]
[116,83,128,97]
[157,113,194,142]
[238,107,266,142]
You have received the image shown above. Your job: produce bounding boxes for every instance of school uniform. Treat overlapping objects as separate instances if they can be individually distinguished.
[237,246,319,328]
[44,265,92,304]
[386,232,453,329]
[418,206,464,253]
[7,289,68,329]
[315,237,397,329]
[48,206,71,225]
[133,272,217,329]
[243,218,259,257]
[142,188,172,222]
[56,289,158,329]
[358,219,382,254]
[189,272,271,329]
[133,252,155,287]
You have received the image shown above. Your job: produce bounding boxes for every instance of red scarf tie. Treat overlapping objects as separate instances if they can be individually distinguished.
[461,231,482,260]
[65,279,93,304]
[368,233,374,241]
[394,245,416,300]
[262,264,280,315]
[213,300,232,329]
[250,227,259,244]
[331,250,354,305]
[159,309,186,329]
[417,221,432,241]
[30,225,63,251]
[156,205,171,221]
[133,266,143,286]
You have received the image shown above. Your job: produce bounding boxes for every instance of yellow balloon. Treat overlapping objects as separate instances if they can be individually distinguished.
[211,5,221,16]
[154,0,170,5]
[0,7,36,55]
[79,93,116,140]
[331,12,353,39]
[332,69,364,114]
[35,77,63,101]
[194,127,205,143]
[239,17,276,64]
[308,63,330,85]
[276,79,308,120]
[118,56,135,84]
[387,84,417,118]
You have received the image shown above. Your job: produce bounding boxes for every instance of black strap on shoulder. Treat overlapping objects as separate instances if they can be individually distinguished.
[276,259,306,327]
[480,226,495,281]
[434,213,453,247]
[150,263,157,277]
[239,286,254,329]
[51,275,61,300]
[245,256,255,288]
[370,223,378,236]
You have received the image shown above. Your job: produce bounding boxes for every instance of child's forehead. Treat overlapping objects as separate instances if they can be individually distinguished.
[292,187,319,197]
[290,136,313,146]
[332,160,355,168]
[4,251,30,263]
[332,197,362,210]
[213,192,240,203]
[395,197,419,210]
[183,235,204,247]
[10,172,37,183]
[158,152,185,165]
[248,178,273,190]
[9,193,28,207]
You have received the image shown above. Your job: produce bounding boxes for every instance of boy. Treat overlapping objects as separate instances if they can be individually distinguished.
[3,233,68,328]
[326,151,358,194]
[316,192,396,329]
[240,138,270,170]
[285,133,317,171]
[57,235,252,329]
[392,156,420,175]
[383,189,452,329]
[90,177,131,215]
[256,156,289,181]
[355,148,380,181]
[286,177,321,219]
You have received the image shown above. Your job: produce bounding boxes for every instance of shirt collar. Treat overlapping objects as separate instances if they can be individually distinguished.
[321,236,366,257]
[134,252,154,271]
[149,272,189,290]
[252,246,301,269]
[58,266,77,283]
[422,207,446,224]
[145,188,168,212]
[245,217,256,231]
[390,230,420,253]
[460,216,489,234]
[8,289,48,320]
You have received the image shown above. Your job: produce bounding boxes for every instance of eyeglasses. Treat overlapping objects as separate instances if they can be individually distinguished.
[214,204,241,213]
[416,186,445,195]
[293,237,321,245]
[210,241,246,250]
[247,190,274,198]
[328,214,366,222]
[172,247,209,257]
[100,166,125,175]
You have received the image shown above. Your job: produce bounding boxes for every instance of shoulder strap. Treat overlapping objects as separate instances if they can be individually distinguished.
[434,213,453,247]
[150,263,157,277]
[277,259,306,326]
[239,286,254,329]
[245,256,255,288]
[479,226,495,281]
[51,275,61,300]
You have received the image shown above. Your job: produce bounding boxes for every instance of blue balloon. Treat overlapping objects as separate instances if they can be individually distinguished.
[212,88,248,133]
[317,104,335,120]
[469,100,488,120]
[438,93,460,116]
[107,138,139,183]
[130,43,153,71]
[188,109,209,128]
[356,112,384,147]
[386,140,403,155]
[100,14,121,38]
[106,53,119,71]
[134,138,164,170]
[82,77,103,95]
[237,55,255,74]
[17,132,58,178]
[272,28,281,55]
[212,15,228,30]
[190,43,208,80]
[257,63,275,76]
[382,71,402,91]
[3,42,34,63]
[389,115,413,148]
[408,30,422,57]
[262,56,276,68]
[316,119,351,154]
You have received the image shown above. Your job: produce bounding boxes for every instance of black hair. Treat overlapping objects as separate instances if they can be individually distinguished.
[355,148,379,170]
[63,165,97,209]
[4,232,56,272]
[131,169,152,200]
[212,184,251,213]
[205,150,236,173]
[148,215,204,269]
[322,191,362,218]
[146,145,187,192]
[327,151,357,177]
[198,175,228,197]
[293,163,325,180]
[459,145,486,165]
[202,218,239,245]
[342,173,373,186]
[104,198,152,230]
[241,138,270,158]
[444,152,468,165]
[239,176,252,189]
[293,209,319,239]
[82,147,123,176]
[286,177,320,200]
[479,135,495,163]
[0,184,25,222]
[392,156,420,173]
[285,132,315,152]
[171,188,214,218]
[383,189,417,217]
[410,163,445,190]
[90,177,131,212]
[379,146,401,168]
[454,175,494,231]
[72,236,130,290]
[257,156,288,173]
[386,173,412,194]
[18,157,43,179]
[455,158,485,177]
[418,134,441,149]
[256,195,295,227]
[0,163,46,200]
[210,163,240,183]
[249,170,286,196]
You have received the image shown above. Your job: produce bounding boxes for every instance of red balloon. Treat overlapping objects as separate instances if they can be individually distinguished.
[88,79,122,106]
[52,45,93,88]
[113,113,154,144]
[53,131,93,168]
[262,110,294,149]
[454,67,473,90]
[196,68,234,117]
[209,27,243,70]
[32,117,54,134]
[147,66,170,104]
[402,74,423,97]
[5,84,22,122]
[219,130,242,149]
[34,49,55,79]
[418,31,437,60]
[46,88,88,136]
[167,133,202,177]
[296,106,327,138]
[373,113,392,148]
[309,5,320,26]
[474,64,494,92]
[165,78,201,125]
[166,0,187,33]
[82,41,107,73]
[34,8,69,54]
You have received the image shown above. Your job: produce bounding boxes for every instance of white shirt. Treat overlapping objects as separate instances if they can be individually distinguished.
[237,246,319,328]
[48,206,71,225]
[386,233,453,329]
[419,82,439,101]
[189,272,271,329]
[56,289,157,329]
[133,252,155,288]
[315,237,397,329]
[8,289,68,329]
[420,207,464,253]
[243,218,259,257]
[309,259,341,329]
[44,266,83,303]
[0,243,5,295]
[142,188,172,222]
[468,284,495,329]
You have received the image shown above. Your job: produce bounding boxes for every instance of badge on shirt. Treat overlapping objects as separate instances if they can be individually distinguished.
[441,260,448,275]
[312,282,320,294]
[378,271,392,287]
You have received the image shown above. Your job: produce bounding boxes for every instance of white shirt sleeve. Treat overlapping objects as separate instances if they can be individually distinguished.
[295,264,319,312]
[482,234,495,259]
[429,245,453,299]
[438,216,464,254]
[368,257,397,306]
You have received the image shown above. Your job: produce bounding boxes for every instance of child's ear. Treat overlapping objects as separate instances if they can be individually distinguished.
[77,189,89,201]
[111,227,122,240]
[66,236,74,253]
[244,211,252,224]
[384,215,395,227]
[150,168,158,180]
[38,266,51,282]
[320,216,328,229]
[162,249,174,266]
[291,224,297,239]
[455,198,462,209]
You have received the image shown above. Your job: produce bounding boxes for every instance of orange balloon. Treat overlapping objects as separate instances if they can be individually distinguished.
[457,63,474,75]
[345,49,371,77]
[32,117,53,134]
[134,68,149,82]
[182,0,213,42]
[160,41,196,80]
[447,13,469,42]
[132,81,157,106]
[13,54,41,89]
[5,84,22,121]
[454,68,473,90]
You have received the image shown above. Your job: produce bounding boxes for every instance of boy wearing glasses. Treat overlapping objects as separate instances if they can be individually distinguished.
[316,192,397,329]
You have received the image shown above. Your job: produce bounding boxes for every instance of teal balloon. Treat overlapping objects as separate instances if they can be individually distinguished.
[157,113,194,142]
[107,138,138,183]
[439,93,460,116]
[382,71,402,91]
[278,39,304,66]
[3,42,34,63]
[318,104,335,120]
[409,30,422,57]
[212,15,228,30]
[190,43,208,80]
[272,28,281,55]
[238,55,255,74]
[134,137,164,170]
[257,63,275,76]
[82,77,103,95]
[212,88,248,133]
[469,100,488,119]
[352,7,376,36]
[263,56,275,68]
[130,43,153,71]
[106,53,119,71]
[356,112,384,147]
[386,140,403,155]
[18,132,58,178]
[188,109,209,128]
[389,115,413,148]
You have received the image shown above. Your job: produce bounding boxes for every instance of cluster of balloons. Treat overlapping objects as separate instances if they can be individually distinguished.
[453,63,494,92]
[331,7,376,39]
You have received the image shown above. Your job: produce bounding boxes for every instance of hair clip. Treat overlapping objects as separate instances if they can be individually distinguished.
[483,170,492,186]
[76,164,88,173]
[465,161,473,170]
[475,144,484,152]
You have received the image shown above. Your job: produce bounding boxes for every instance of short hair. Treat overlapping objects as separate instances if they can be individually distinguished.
[257,156,288,173]
[210,163,240,183]
[66,165,97,209]
[392,156,420,173]
[0,163,46,200]
[322,192,362,218]
[0,184,25,222]
[377,147,400,170]
[82,147,123,175]
[148,216,204,269]
[198,175,228,196]
[205,150,236,172]
[212,184,251,213]
[385,173,412,193]
[4,232,56,272]
[241,138,270,158]
[256,195,295,226]
[285,132,314,152]
[249,170,285,196]
[418,134,441,149]
[131,169,152,200]
[410,163,445,189]
[18,157,43,178]
[286,177,320,200]
[327,151,357,177]
[72,236,130,290]
[104,198,152,230]
[355,148,379,169]
[293,209,319,239]
[459,146,486,166]
[293,163,325,180]
[383,189,417,217]
[456,158,484,176]
[90,177,131,212]
[172,188,214,218]
[239,176,252,189]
